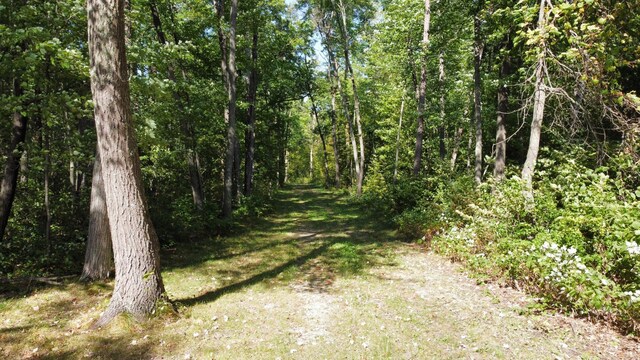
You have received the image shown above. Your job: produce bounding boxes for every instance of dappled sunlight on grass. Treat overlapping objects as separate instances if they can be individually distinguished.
[2,185,625,359]
[0,185,403,358]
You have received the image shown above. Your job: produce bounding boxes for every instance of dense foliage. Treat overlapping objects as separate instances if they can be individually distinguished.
[1,0,639,332]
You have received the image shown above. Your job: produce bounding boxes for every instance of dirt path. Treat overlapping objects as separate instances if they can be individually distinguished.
[0,185,638,359]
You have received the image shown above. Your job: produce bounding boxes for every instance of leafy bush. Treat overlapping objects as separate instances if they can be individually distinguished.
[423,156,640,332]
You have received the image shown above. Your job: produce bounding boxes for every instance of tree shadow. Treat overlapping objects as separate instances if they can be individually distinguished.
[177,241,333,306]
[162,184,401,307]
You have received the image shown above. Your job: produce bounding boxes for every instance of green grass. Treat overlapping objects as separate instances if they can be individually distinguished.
[0,185,400,359]
[0,185,634,359]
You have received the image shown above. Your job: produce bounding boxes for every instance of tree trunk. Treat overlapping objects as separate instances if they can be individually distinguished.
[0,77,27,242]
[321,25,341,188]
[393,97,405,184]
[521,0,548,203]
[473,11,484,184]
[332,55,359,189]
[438,52,446,160]
[88,0,166,326]
[81,148,114,281]
[244,29,258,195]
[413,0,431,176]
[336,0,365,194]
[217,0,238,218]
[494,58,510,182]
[44,128,51,254]
[450,127,464,171]
[308,90,331,187]
[328,70,341,188]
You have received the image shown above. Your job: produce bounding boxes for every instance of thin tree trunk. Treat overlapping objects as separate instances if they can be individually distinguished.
[310,96,331,186]
[393,97,405,184]
[450,127,464,171]
[320,25,341,188]
[217,0,238,218]
[81,148,113,281]
[0,77,27,242]
[336,0,365,194]
[329,71,341,188]
[244,29,258,195]
[494,59,509,181]
[44,127,51,254]
[438,52,446,159]
[333,55,359,189]
[88,0,166,326]
[413,0,431,176]
[278,121,288,187]
[521,0,549,203]
[473,10,484,184]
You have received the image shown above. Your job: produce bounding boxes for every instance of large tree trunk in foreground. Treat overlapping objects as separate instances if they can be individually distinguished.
[413,0,431,176]
[81,148,113,281]
[88,0,166,326]
[0,78,27,242]
[522,0,549,203]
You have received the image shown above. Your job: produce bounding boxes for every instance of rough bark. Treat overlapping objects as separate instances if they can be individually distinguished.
[0,77,27,242]
[521,0,549,203]
[244,29,258,195]
[473,12,484,184]
[81,148,114,281]
[413,0,431,176]
[88,0,166,326]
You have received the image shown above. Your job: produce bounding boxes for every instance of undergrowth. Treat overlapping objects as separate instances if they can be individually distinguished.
[359,151,640,333]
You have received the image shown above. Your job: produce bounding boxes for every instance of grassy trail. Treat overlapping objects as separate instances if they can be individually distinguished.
[1,185,638,359]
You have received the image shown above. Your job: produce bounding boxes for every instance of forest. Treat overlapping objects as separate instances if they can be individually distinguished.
[1,0,640,357]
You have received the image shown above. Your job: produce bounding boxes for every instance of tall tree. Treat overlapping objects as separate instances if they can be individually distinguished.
[521,0,549,202]
[244,28,259,195]
[335,0,365,194]
[413,0,431,176]
[317,11,343,188]
[473,0,484,184]
[88,0,166,326]
[494,54,510,181]
[438,51,446,159]
[216,0,239,218]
